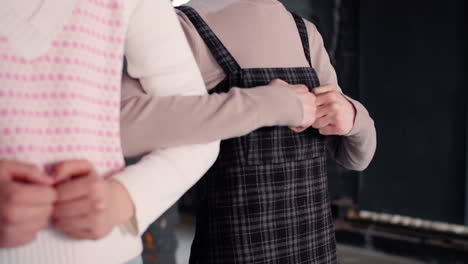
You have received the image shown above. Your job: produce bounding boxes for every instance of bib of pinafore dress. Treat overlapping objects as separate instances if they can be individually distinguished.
[177,6,337,264]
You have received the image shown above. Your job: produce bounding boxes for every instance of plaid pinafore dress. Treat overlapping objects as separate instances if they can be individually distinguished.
[177,6,337,264]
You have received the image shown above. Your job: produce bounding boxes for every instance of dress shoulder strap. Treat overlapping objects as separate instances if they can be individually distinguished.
[291,13,313,67]
[177,6,241,74]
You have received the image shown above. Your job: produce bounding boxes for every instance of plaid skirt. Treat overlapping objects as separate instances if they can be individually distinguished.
[190,153,337,264]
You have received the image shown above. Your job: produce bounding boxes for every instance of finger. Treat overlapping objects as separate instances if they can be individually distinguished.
[0,235,36,248]
[0,204,53,225]
[0,229,37,248]
[13,217,49,233]
[55,175,100,202]
[61,229,91,240]
[0,161,52,185]
[14,184,57,205]
[316,103,340,119]
[315,93,334,106]
[53,198,105,219]
[22,205,53,226]
[312,84,339,95]
[0,182,57,205]
[57,215,110,241]
[289,126,307,133]
[315,105,331,119]
[269,79,289,86]
[52,160,95,184]
[0,221,47,248]
[291,84,310,92]
[312,116,333,129]
[316,92,341,106]
[55,214,104,233]
[55,214,91,231]
[319,125,337,135]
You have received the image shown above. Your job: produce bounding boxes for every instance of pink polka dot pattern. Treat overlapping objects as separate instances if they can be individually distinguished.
[0,0,126,175]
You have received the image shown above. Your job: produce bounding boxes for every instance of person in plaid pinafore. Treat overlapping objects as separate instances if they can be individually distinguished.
[178,6,338,264]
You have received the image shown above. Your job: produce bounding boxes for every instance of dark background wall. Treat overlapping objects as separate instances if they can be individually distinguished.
[281,0,466,225]
[358,0,465,225]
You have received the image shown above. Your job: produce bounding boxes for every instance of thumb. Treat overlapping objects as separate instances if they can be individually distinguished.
[312,84,338,95]
[291,84,310,93]
[319,126,336,136]
[52,160,95,184]
[290,126,307,133]
[1,161,53,185]
[269,79,289,86]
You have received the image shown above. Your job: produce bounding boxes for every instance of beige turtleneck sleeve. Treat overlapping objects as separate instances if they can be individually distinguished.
[120,0,376,170]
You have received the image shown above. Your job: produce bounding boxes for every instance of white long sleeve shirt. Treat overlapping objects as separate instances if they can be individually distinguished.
[0,0,219,263]
[119,0,220,238]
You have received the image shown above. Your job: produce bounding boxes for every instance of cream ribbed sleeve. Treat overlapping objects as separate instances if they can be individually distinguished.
[120,1,376,172]
[0,0,215,263]
[114,0,220,235]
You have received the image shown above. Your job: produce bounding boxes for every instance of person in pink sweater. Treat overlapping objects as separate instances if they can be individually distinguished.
[0,0,223,263]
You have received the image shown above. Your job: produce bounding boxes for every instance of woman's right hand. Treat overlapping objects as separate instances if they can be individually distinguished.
[0,161,56,248]
[269,79,317,133]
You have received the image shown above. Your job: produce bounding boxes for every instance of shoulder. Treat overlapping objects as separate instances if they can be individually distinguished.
[174,4,212,48]
[300,17,320,41]
[124,0,178,27]
[175,7,202,48]
[175,8,196,31]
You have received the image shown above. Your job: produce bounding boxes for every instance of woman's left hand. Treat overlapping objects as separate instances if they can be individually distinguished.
[52,160,134,240]
[312,84,356,136]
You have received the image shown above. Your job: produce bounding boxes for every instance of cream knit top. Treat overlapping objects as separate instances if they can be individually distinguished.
[0,0,219,263]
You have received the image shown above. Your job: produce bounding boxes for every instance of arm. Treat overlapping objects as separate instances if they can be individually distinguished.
[121,74,303,156]
[113,141,218,235]
[306,21,377,171]
[113,0,220,235]
[326,97,376,171]
[120,9,310,157]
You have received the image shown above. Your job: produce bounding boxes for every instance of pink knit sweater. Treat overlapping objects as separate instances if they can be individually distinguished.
[0,0,125,176]
[0,1,137,263]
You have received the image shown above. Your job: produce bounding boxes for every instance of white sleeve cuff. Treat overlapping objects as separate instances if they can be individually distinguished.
[113,141,220,235]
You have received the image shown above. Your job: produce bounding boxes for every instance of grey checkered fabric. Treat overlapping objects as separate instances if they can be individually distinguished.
[178,6,337,264]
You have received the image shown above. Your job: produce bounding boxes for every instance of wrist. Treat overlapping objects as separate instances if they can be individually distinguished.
[258,84,303,127]
[108,179,135,226]
[344,100,357,135]
[343,96,363,137]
